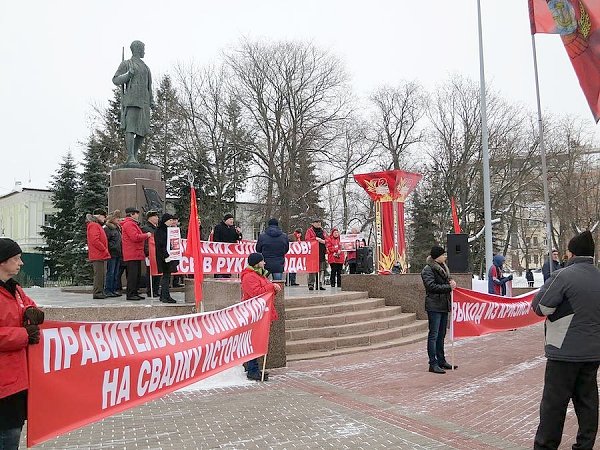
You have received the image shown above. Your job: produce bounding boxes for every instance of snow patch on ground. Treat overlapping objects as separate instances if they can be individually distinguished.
[176,365,253,391]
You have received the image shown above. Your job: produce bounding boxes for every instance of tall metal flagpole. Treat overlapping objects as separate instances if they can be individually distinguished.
[530,34,555,273]
[477,0,494,274]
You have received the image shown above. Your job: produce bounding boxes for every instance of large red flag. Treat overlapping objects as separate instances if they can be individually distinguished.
[183,187,203,308]
[529,0,600,122]
[450,197,461,234]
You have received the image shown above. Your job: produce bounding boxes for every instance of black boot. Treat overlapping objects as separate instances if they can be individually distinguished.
[429,365,446,374]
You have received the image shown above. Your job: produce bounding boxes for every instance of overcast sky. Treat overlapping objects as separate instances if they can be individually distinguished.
[0,0,596,193]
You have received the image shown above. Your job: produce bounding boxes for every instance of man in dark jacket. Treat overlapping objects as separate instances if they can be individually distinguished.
[421,245,457,374]
[213,213,242,278]
[256,218,290,280]
[141,211,160,297]
[154,213,179,303]
[542,249,561,282]
[532,231,600,450]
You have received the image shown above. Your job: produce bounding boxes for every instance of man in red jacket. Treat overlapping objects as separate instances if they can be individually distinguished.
[86,208,111,299]
[240,253,281,381]
[121,207,151,300]
[0,238,44,449]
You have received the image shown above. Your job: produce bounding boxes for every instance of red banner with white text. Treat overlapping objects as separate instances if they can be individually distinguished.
[452,287,544,339]
[27,295,273,447]
[149,238,319,276]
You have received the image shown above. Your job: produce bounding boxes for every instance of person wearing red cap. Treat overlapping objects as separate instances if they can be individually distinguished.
[0,238,45,449]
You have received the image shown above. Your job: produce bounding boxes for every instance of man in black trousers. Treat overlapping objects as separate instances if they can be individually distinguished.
[532,230,600,450]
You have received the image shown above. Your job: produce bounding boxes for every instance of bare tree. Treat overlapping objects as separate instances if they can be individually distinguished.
[225,39,350,230]
[370,82,426,169]
[425,75,537,272]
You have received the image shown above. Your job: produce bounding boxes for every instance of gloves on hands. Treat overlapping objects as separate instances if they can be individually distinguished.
[24,307,45,325]
[25,324,40,344]
[507,275,514,281]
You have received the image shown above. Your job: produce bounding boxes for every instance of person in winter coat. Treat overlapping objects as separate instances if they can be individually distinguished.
[532,231,600,450]
[154,213,179,304]
[0,239,45,449]
[525,268,534,288]
[86,208,111,299]
[141,211,160,297]
[103,210,123,297]
[256,218,289,280]
[286,228,302,286]
[213,213,242,278]
[305,218,328,291]
[421,245,457,374]
[487,254,513,296]
[327,228,345,288]
[240,253,281,381]
[542,249,562,282]
[346,227,360,274]
[121,207,151,300]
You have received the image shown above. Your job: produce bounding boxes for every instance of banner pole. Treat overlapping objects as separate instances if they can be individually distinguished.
[450,290,455,370]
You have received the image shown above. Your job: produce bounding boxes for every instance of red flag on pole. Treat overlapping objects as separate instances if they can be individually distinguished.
[183,187,203,309]
[529,0,600,122]
[451,197,461,234]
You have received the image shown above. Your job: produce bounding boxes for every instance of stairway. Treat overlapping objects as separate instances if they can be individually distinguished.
[285,290,428,361]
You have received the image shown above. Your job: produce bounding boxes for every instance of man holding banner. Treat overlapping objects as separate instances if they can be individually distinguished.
[532,231,600,450]
[421,245,457,374]
[0,239,45,449]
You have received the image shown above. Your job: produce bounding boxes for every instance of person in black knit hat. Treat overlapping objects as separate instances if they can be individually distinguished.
[532,230,600,449]
[0,238,45,449]
[421,245,457,374]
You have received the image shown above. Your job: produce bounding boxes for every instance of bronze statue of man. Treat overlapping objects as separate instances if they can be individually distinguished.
[112,40,154,166]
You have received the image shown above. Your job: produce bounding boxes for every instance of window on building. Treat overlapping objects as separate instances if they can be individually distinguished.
[534,254,539,265]
[44,214,52,227]
[526,237,531,246]
[533,236,539,246]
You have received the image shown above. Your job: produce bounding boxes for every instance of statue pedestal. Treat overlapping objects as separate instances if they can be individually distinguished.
[108,167,165,215]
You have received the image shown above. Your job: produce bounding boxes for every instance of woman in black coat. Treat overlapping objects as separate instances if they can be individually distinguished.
[154,213,179,303]
[421,245,457,374]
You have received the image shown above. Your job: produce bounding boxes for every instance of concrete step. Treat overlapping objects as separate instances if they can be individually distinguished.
[285,297,386,319]
[286,312,417,341]
[285,291,368,308]
[286,306,404,330]
[286,320,429,355]
[287,330,429,362]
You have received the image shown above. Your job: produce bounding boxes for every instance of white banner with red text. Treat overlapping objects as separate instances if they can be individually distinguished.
[26,294,273,447]
[452,287,543,339]
[149,238,319,276]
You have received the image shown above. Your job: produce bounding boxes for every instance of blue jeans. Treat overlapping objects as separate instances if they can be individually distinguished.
[246,358,259,374]
[105,257,121,294]
[0,427,22,450]
[271,273,283,281]
[427,311,448,367]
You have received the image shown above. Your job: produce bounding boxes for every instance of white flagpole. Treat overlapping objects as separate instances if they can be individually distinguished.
[477,0,494,275]
[530,34,555,272]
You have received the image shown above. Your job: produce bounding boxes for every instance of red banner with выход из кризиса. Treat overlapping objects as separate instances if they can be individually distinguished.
[26,294,274,447]
[452,287,544,339]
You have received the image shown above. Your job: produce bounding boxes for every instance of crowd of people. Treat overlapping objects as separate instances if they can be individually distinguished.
[85,207,180,303]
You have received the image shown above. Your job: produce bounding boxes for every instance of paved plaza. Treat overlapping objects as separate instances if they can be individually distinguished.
[21,288,582,449]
